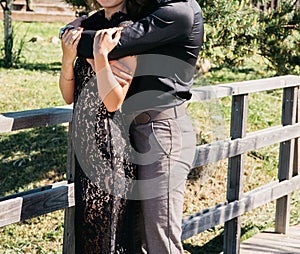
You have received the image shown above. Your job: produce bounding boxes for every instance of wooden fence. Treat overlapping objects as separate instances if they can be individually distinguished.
[1,75,300,253]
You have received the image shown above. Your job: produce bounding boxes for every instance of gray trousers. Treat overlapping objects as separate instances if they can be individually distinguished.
[129,113,196,254]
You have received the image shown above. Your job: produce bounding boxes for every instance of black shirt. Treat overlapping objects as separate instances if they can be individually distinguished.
[77,0,204,112]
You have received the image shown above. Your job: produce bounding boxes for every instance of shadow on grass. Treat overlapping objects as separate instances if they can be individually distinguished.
[0,60,61,72]
[182,224,269,253]
[183,231,224,254]
[0,125,68,196]
[210,65,256,74]
[20,62,62,72]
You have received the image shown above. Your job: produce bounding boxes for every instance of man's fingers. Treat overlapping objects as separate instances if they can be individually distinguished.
[111,64,133,81]
[110,60,132,75]
[114,75,130,87]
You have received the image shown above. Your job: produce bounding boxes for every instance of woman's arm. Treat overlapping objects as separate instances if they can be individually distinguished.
[93,28,137,112]
[59,28,83,104]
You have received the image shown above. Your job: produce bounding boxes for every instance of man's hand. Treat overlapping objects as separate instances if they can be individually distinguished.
[110,59,135,87]
[86,58,134,87]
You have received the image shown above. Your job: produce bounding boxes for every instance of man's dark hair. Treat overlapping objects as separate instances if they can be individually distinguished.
[126,0,158,21]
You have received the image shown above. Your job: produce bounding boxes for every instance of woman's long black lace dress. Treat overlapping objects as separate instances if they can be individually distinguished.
[72,10,138,254]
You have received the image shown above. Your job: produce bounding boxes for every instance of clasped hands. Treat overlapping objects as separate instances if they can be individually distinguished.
[61,19,134,87]
[87,27,134,87]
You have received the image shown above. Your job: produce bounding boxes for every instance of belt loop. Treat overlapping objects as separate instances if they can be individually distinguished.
[174,106,178,118]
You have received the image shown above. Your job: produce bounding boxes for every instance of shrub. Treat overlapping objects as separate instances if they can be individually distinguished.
[257,0,300,74]
[197,0,299,74]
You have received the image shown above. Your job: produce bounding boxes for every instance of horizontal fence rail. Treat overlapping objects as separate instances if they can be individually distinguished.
[0,182,74,227]
[190,75,300,101]
[0,105,73,133]
[193,123,300,167]
[0,75,298,133]
[181,174,300,240]
[1,75,300,253]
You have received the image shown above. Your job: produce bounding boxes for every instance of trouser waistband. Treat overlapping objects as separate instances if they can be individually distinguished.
[124,104,187,125]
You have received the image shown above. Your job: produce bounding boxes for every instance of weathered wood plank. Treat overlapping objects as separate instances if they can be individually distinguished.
[2,173,299,238]
[275,87,297,234]
[0,181,68,202]
[63,123,76,254]
[293,87,300,177]
[0,76,299,134]
[0,106,73,133]
[192,123,300,168]
[240,225,300,254]
[190,75,300,102]
[181,174,300,240]
[0,182,74,228]
[0,198,23,227]
[224,94,248,253]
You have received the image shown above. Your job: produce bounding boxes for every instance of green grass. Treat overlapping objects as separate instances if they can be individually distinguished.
[0,21,299,253]
[0,21,64,112]
[0,21,67,253]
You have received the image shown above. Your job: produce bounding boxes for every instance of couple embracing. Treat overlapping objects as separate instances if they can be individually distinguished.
[59,0,204,253]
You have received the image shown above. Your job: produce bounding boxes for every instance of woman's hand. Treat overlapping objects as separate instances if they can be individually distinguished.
[92,28,136,112]
[93,28,122,57]
[61,27,83,65]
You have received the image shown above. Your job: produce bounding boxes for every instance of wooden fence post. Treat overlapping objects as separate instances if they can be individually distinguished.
[63,122,75,253]
[275,87,298,234]
[293,87,300,177]
[224,94,248,254]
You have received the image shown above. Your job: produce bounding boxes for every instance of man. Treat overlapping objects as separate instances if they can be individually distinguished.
[65,0,204,253]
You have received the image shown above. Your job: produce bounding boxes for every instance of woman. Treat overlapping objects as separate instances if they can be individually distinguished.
[72,1,204,253]
[59,0,139,253]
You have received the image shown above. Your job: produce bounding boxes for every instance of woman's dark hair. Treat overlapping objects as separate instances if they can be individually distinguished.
[87,0,101,10]
[64,0,158,20]
[126,0,158,21]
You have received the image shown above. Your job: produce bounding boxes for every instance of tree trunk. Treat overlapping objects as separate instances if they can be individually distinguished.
[3,0,13,67]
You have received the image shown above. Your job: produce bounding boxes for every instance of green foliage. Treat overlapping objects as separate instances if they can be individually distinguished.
[61,0,300,74]
[197,0,299,74]
[0,11,300,254]
[257,0,300,74]
[63,0,99,13]
[64,0,88,8]
[198,0,260,67]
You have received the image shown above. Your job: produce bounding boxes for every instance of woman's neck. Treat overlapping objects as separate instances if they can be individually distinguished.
[104,2,126,19]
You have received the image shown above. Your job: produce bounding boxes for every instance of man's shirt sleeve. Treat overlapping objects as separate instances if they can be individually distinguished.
[77,2,195,59]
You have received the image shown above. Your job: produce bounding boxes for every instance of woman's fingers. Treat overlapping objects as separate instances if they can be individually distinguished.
[62,28,82,47]
[112,30,122,45]
[93,30,104,53]
[105,28,122,43]
[93,28,123,56]
[86,58,95,71]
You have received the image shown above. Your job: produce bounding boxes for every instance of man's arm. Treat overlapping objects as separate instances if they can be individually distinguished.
[77,1,197,59]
